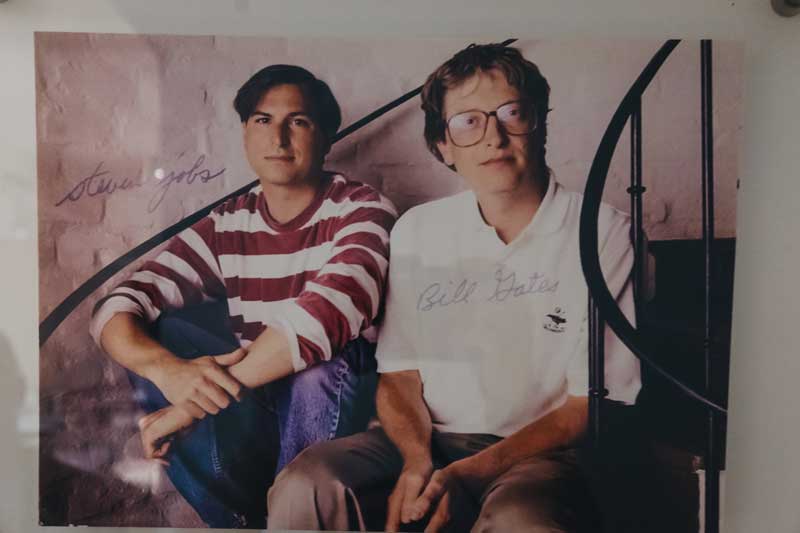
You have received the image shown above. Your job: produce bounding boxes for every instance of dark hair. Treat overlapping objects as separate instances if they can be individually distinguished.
[233,64,342,142]
[421,43,551,172]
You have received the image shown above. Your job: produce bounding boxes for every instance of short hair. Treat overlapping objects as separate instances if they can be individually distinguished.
[233,64,342,142]
[421,43,551,172]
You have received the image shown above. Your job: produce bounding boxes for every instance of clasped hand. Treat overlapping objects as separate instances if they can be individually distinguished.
[152,348,246,418]
[386,460,480,533]
[140,347,247,461]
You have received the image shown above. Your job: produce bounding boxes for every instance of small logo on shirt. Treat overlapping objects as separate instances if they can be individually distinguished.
[544,307,567,333]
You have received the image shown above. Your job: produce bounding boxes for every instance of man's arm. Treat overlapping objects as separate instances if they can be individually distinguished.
[449,395,587,486]
[92,215,246,419]
[377,370,433,469]
[139,187,397,450]
[139,325,296,458]
[99,313,245,419]
[141,336,423,458]
[376,370,435,532]
[226,325,295,385]
[410,395,588,530]
[199,189,395,385]
[264,189,397,372]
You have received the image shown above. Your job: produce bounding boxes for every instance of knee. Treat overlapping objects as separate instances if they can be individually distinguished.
[472,494,566,533]
[154,305,237,356]
[153,315,197,355]
[268,445,346,507]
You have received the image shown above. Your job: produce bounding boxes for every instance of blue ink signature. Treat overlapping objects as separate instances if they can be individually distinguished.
[416,269,559,311]
[487,269,559,303]
[55,155,225,212]
[417,279,479,311]
[54,161,143,206]
[147,155,225,212]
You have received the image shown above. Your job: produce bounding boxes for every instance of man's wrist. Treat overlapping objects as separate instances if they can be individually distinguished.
[449,453,497,489]
[140,347,180,386]
[400,449,433,473]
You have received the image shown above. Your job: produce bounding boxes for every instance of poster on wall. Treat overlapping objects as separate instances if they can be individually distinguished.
[37,32,743,531]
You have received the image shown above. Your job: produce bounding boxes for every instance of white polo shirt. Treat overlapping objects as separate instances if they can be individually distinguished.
[376,179,641,437]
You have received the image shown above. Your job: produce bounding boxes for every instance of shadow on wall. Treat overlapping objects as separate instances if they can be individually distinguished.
[39,351,204,527]
[0,331,36,532]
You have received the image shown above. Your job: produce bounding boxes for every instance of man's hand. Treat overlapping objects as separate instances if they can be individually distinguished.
[138,405,195,461]
[410,460,484,533]
[151,348,247,418]
[385,459,434,532]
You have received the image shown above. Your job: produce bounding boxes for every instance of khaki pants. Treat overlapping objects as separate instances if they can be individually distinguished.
[267,427,594,532]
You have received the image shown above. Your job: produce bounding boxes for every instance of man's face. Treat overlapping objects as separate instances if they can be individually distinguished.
[242,83,329,189]
[436,68,538,196]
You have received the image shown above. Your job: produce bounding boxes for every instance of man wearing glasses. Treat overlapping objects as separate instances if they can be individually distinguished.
[268,44,640,532]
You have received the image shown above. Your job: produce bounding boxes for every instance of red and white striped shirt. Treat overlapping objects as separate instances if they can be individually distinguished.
[90,173,398,372]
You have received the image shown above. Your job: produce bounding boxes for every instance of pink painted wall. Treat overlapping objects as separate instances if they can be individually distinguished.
[36,33,743,526]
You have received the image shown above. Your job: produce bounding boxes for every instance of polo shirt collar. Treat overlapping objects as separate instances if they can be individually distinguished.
[464,177,569,238]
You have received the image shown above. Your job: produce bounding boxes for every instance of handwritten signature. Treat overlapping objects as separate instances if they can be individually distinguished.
[417,279,479,312]
[417,268,559,312]
[147,155,225,212]
[54,161,143,206]
[487,270,559,303]
[55,155,225,212]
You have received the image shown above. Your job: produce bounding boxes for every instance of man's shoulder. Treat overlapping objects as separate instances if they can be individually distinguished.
[324,172,398,217]
[211,184,262,217]
[558,184,632,257]
[595,199,632,249]
[596,196,631,230]
[326,172,387,203]
[554,182,631,236]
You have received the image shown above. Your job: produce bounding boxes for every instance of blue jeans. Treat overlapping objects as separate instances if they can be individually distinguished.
[127,302,377,529]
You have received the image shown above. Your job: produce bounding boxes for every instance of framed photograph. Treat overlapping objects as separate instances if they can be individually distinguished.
[37,32,743,530]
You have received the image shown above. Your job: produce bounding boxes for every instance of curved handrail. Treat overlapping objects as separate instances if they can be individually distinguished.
[38,39,518,347]
[578,39,728,415]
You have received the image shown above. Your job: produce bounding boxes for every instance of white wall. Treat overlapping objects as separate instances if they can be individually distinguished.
[1,1,799,532]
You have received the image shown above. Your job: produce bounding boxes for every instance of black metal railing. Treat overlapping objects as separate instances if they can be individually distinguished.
[579,39,728,533]
[701,38,722,533]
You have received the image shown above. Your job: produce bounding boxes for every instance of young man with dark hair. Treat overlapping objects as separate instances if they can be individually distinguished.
[90,64,397,528]
[267,44,640,532]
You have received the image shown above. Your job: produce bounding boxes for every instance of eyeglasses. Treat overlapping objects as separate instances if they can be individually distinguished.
[445,100,537,148]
